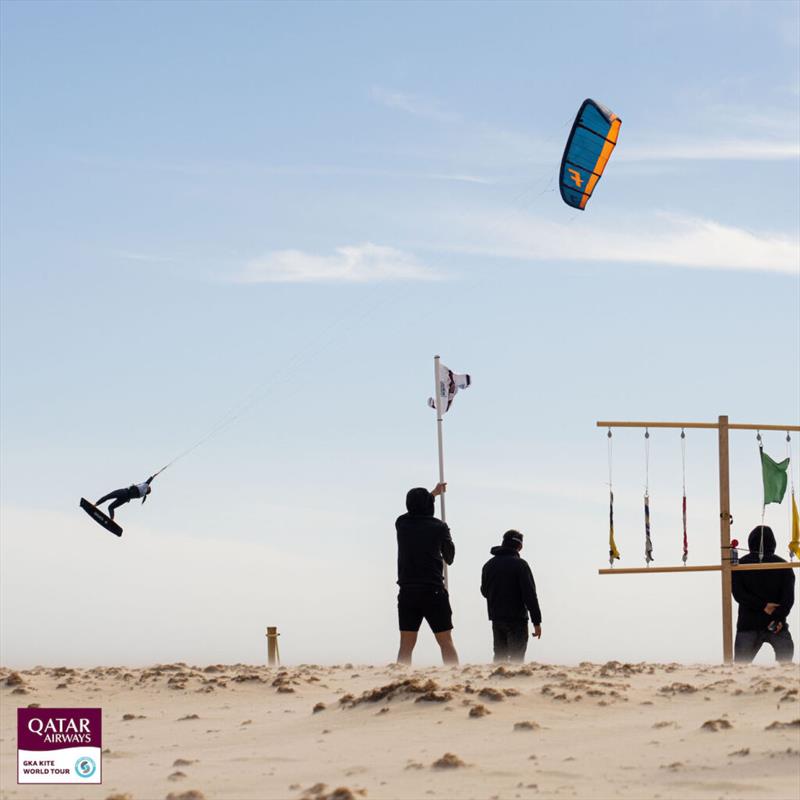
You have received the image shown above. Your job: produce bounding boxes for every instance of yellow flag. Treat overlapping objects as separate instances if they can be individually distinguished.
[609,490,620,564]
[790,491,800,560]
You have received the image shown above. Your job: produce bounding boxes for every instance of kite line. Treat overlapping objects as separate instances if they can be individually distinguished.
[148,283,415,481]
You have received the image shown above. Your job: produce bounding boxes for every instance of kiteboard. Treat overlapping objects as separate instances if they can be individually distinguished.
[80,498,123,537]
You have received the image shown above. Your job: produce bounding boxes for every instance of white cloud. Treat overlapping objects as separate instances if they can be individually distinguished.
[113,250,175,263]
[371,85,799,165]
[238,243,439,283]
[621,139,800,162]
[426,172,496,185]
[370,86,459,123]
[433,211,800,274]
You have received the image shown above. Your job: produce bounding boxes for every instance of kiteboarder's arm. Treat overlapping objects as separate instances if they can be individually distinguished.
[778,567,795,619]
[440,523,454,566]
[430,482,446,498]
[519,561,542,627]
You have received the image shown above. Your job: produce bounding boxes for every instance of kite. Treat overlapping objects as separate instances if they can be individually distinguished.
[559,99,621,210]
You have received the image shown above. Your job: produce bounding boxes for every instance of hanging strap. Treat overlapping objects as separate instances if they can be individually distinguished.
[681,429,688,564]
[644,428,653,564]
[608,428,620,566]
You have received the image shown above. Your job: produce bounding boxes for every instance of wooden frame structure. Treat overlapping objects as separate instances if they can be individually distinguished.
[597,415,800,663]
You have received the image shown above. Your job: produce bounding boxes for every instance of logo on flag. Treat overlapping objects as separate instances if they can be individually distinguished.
[428,362,471,414]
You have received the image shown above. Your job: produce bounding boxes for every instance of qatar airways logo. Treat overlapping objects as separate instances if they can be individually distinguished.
[18,708,102,784]
[27,716,92,744]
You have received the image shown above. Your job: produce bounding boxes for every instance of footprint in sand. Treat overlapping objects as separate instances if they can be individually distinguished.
[701,719,733,732]
[765,719,800,730]
[165,791,206,800]
[5,672,24,686]
[431,752,466,769]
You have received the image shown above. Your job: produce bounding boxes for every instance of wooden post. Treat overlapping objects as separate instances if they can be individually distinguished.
[718,415,733,663]
[266,626,280,666]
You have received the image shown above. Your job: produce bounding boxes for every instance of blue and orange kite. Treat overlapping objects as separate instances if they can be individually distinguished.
[559,99,621,210]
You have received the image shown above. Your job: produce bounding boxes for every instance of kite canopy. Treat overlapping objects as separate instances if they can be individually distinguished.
[559,99,621,210]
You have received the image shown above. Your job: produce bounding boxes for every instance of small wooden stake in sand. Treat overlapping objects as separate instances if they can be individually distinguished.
[266,626,280,666]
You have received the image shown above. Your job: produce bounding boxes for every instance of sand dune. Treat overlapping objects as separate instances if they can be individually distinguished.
[1,661,798,799]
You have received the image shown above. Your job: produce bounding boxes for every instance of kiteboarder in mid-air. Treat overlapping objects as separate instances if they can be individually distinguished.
[95,477,154,520]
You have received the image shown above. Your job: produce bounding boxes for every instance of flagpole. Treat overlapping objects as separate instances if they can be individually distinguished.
[433,355,448,588]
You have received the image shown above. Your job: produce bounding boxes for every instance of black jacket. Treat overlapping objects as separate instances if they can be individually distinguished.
[480,545,542,625]
[732,528,795,631]
[395,488,455,588]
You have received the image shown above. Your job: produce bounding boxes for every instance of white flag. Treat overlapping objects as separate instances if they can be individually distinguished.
[428,362,472,414]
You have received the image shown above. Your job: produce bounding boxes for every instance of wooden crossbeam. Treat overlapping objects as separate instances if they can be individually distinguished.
[596,421,800,431]
[599,562,800,575]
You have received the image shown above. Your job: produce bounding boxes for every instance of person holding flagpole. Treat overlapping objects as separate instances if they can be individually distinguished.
[395,482,458,665]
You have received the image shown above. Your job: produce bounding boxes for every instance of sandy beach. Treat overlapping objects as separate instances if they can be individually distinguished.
[1,661,798,800]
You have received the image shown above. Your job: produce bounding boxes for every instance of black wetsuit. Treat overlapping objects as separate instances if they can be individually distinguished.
[96,482,149,520]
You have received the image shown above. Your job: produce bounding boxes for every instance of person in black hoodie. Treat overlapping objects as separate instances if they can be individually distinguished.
[480,530,542,662]
[732,525,794,663]
[395,482,458,665]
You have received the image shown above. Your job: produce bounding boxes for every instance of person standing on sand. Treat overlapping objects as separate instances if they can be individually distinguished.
[480,530,542,663]
[395,482,458,665]
[732,525,795,663]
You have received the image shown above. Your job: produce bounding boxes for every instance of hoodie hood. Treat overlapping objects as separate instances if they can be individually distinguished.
[747,526,776,554]
[405,487,435,516]
[490,545,520,557]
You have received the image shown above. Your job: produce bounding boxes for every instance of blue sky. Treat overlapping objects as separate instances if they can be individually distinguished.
[1,0,799,666]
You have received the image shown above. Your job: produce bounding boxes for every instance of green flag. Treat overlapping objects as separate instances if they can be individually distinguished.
[760,448,789,505]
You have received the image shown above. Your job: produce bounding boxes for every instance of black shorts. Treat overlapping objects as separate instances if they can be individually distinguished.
[398,585,453,633]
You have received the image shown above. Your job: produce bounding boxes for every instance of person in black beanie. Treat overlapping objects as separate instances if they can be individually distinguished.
[732,525,794,663]
[480,530,542,662]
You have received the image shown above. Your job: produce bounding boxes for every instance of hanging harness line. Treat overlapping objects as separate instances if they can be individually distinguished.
[608,428,620,566]
[788,431,800,561]
[681,428,688,564]
[644,428,653,565]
